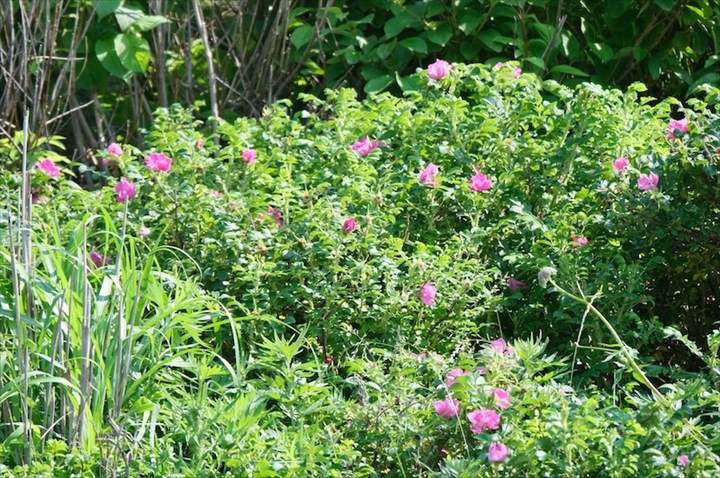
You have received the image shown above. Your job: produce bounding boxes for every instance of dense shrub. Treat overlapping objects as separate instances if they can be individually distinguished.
[2,61,720,475]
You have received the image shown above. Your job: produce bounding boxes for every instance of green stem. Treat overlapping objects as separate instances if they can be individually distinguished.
[548,277,665,403]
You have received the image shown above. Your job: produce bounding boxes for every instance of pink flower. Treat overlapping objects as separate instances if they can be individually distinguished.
[488,442,509,462]
[507,278,526,290]
[342,217,357,233]
[490,338,507,355]
[445,368,468,387]
[138,226,151,237]
[418,163,439,187]
[637,173,659,191]
[571,235,588,247]
[513,67,522,78]
[350,136,382,156]
[115,177,136,203]
[209,189,223,198]
[494,62,506,69]
[242,149,257,164]
[419,282,436,306]
[493,388,511,409]
[469,171,493,192]
[678,454,689,467]
[36,159,60,178]
[267,206,283,226]
[666,117,689,140]
[145,152,172,173]
[613,156,629,172]
[468,409,501,433]
[90,251,107,268]
[107,143,123,155]
[427,59,451,80]
[433,397,460,418]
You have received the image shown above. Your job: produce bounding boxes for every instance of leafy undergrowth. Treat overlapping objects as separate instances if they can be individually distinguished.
[1,62,720,476]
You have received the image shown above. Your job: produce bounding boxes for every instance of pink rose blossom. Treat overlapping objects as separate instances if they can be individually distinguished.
[678,454,689,467]
[468,409,501,433]
[666,117,689,140]
[138,226,151,237]
[488,442,509,462]
[107,143,123,155]
[36,159,60,178]
[613,156,629,172]
[342,217,357,232]
[418,163,439,187]
[145,152,172,173]
[433,397,460,418]
[571,235,588,247]
[351,136,382,156]
[90,251,107,268]
[507,278,526,290]
[469,171,493,192]
[513,67,522,78]
[493,388,511,409]
[267,206,283,226]
[445,368,468,387]
[242,149,257,164]
[419,282,436,306]
[427,59,451,80]
[115,177,136,203]
[637,173,659,191]
[490,338,507,355]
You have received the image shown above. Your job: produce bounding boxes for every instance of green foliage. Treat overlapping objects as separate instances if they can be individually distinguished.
[323,0,720,98]
[3,63,720,475]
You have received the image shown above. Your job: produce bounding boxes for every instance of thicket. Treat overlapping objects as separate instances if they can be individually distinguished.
[1,61,720,475]
[1,0,719,161]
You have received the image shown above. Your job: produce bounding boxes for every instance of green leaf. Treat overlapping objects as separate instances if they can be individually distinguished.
[94,0,123,18]
[113,2,167,32]
[384,13,415,39]
[426,23,452,46]
[95,37,131,81]
[132,14,169,32]
[114,3,144,31]
[654,0,674,11]
[525,56,546,69]
[458,11,483,34]
[395,71,423,92]
[648,55,663,80]
[399,37,427,54]
[687,73,720,95]
[114,32,151,74]
[550,65,589,77]
[590,42,614,63]
[364,74,393,94]
[291,25,314,49]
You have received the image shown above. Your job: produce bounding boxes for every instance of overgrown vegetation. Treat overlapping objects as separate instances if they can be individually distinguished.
[1,60,720,476]
[1,0,719,161]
